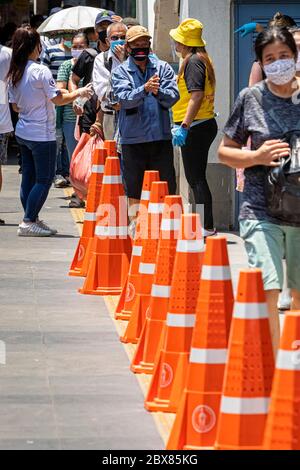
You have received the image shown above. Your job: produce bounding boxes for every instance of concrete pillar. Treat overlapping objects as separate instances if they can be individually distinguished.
[178,0,235,230]
[152,0,179,62]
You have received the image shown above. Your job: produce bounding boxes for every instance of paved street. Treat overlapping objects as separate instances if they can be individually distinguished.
[0,161,251,450]
[0,162,164,450]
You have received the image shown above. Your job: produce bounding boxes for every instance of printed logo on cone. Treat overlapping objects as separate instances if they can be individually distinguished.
[125,282,135,303]
[146,306,151,319]
[160,363,173,388]
[192,405,216,434]
[78,244,85,262]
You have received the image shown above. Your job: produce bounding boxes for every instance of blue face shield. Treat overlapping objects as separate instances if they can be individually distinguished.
[110,39,125,53]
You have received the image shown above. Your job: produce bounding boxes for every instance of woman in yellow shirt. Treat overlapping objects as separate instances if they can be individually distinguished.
[170,19,218,236]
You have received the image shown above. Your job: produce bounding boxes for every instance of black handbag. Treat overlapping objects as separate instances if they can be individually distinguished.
[265,130,300,224]
[250,87,300,225]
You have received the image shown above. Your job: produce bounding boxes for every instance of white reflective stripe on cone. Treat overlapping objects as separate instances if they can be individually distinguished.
[148,202,165,214]
[139,262,156,274]
[161,218,181,231]
[220,396,270,415]
[91,164,104,173]
[276,349,300,371]
[140,190,150,201]
[201,265,231,281]
[151,284,171,298]
[84,212,97,222]
[166,313,196,328]
[132,245,142,257]
[102,175,122,184]
[190,348,228,364]
[176,239,204,253]
[95,226,128,236]
[233,302,268,320]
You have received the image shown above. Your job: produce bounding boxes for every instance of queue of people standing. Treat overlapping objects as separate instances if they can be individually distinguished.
[2,9,299,353]
[0,11,218,237]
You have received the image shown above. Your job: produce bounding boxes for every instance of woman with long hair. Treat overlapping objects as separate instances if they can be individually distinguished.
[8,28,92,236]
[170,19,218,237]
[219,28,300,354]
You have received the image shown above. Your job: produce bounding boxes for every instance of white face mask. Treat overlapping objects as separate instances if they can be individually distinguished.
[264,58,296,85]
[71,49,83,60]
[175,50,183,59]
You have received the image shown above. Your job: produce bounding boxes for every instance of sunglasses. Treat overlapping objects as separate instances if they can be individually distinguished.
[110,35,126,41]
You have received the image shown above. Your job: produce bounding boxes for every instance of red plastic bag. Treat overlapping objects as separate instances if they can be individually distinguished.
[69,133,103,200]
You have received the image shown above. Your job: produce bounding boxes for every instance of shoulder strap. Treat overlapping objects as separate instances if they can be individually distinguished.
[103,50,113,73]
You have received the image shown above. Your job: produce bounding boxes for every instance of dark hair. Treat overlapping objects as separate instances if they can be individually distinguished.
[255,27,298,63]
[72,32,89,46]
[30,14,44,29]
[268,12,297,29]
[7,28,41,87]
[122,17,140,28]
[179,47,216,87]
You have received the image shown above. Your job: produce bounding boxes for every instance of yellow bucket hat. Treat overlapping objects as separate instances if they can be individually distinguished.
[169,18,206,48]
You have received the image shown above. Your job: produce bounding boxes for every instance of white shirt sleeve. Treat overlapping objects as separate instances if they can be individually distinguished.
[38,65,59,100]
[92,53,110,101]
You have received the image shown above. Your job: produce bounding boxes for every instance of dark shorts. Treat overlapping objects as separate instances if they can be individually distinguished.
[121,140,176,199]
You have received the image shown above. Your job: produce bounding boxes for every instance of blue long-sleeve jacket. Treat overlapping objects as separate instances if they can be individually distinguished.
[112,55,179,145]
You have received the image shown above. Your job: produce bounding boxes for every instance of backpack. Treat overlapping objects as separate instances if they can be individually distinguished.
[251,86,300,225]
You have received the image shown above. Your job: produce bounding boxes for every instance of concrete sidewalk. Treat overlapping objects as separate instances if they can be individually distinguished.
[0,162,249,450]
[0,163,165,450]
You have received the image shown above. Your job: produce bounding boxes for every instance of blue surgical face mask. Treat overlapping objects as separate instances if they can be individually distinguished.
[64,40,72,49]
[89,41,98,50]
[110,39,125,53]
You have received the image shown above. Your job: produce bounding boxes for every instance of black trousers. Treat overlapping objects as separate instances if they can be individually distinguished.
[181,118,218,230]
[122,140,177,199]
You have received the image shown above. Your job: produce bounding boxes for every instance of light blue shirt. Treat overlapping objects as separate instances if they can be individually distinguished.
[112,55,179,145]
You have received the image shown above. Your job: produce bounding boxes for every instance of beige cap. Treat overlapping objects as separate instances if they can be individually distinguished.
[126,25,152,43]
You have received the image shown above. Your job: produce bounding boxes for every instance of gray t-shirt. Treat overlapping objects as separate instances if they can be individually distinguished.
[224,80,300,225]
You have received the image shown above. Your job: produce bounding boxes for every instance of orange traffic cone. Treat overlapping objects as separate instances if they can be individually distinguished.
[69,148,107,277]
[167,236,234,450]
[263,310,300,450]
[79,157,132,296]
[115,171,160,321]
[120,181,169,344]
[145,213,204,413]
[214,269,275,450]
[103,140,118,157]
[131,195,183,374]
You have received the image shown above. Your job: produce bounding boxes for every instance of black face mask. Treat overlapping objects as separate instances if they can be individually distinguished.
[129,47,150,62]
[98,30,107,44]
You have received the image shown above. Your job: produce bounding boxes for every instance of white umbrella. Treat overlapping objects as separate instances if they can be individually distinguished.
[37,6,104,35]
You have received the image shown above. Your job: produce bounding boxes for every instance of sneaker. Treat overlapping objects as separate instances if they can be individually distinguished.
[277,289,292,311]
[36,218,58,235]
[54,175,68,188]
[128,219,137,240]
[0,218,5,225]
[69,196,85,208]
[17,222,52,237]
[203,228,218,238]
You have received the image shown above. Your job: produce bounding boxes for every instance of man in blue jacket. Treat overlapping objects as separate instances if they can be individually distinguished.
[112,25,179,229]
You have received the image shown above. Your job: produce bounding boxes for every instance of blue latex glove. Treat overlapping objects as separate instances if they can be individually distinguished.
[172,125,188,147]
[235,22,257,37]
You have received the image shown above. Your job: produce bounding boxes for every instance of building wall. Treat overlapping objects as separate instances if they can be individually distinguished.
[138,0,236,229]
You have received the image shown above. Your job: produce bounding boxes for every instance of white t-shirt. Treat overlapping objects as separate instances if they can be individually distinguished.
[0,46,13,134]
[9,61,59,142]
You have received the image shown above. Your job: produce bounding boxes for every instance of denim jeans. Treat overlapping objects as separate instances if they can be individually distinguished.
[16,136,56,223]
[56,128,69,177]
[62,121,77,162]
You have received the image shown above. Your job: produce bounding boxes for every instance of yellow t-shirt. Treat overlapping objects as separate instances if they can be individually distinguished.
[172,54,215,123]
